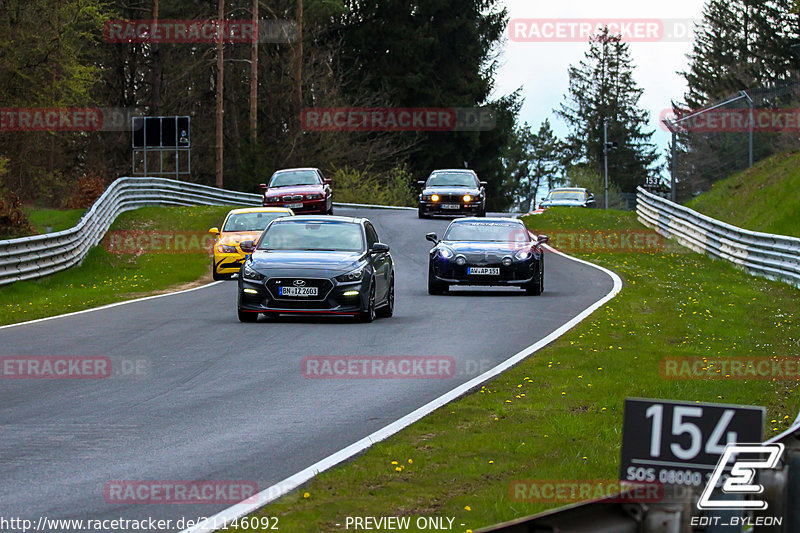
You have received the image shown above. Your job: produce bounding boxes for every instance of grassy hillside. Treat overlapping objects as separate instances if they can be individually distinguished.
[686,150,800,237]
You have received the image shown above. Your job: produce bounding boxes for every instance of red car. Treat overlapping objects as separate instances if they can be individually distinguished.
[260,167,333,215]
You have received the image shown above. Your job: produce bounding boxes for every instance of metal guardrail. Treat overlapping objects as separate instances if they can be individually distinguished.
[0,177,262,286]
[636,186,800,289]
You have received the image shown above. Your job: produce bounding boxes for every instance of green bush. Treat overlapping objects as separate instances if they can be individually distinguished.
[329,166,416,207]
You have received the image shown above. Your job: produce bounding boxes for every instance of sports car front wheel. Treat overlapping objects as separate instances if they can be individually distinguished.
[525,260,544,296]
[428,266,448,295]
[359,284,376,322]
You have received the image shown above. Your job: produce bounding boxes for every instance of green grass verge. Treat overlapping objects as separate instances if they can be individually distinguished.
[237,208,799,533]
[21,206,87,235]
[686,149,800,237]
[0,205,233,326]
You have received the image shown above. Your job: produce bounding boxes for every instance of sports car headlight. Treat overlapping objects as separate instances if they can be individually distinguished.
[266,196,281,203]
[515,249,532,260]
[306,194,322,200]
[218,244,238,253]
[438,247,454,259]
[242,263,265,281]
[336,268,364,282]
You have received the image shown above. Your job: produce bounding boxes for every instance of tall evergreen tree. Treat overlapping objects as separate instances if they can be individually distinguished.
[505,120,563,212]
[557,26,659,193]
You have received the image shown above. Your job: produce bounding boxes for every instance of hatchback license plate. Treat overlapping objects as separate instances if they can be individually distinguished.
[468,267,499,275]
[442,204,461,210]
[286,203,303,209]
[279,286,319,297]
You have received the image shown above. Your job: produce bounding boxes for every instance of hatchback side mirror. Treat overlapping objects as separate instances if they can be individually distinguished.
[208,227,220,236]
[240,240,256,253]
[259,183,267,190]
[370,242,390,254]
[323,179,332,185]
[479,181,488,186]
[425,232,439,244]
[537,235,549,245]
[417,180,426,186]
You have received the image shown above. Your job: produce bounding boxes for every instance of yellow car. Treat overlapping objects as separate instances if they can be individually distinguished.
[208,207,294,280]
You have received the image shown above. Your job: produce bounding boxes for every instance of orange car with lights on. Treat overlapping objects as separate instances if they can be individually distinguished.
[208,207,294,280]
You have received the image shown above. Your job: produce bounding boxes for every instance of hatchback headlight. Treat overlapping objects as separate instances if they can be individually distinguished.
[463,194,472,202]
[306,194,322,200]
[266,196,280,202]
[218,244,238,253]
[336,267,364,282]
[242,263,265,281]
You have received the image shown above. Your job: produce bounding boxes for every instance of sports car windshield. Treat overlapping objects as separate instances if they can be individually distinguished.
[222,212,288,232]
[548,190,585,201]
[258,220,364,251]
[444,222,530,243]
[268,170,321,187]
[426,173,478,187]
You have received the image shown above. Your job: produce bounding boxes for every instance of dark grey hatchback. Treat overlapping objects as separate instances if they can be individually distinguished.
[237,216,394,322]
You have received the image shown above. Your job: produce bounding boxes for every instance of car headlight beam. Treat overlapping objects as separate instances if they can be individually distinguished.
[515,249,532,260]
[463,194,472,202]
[431,194,440,202]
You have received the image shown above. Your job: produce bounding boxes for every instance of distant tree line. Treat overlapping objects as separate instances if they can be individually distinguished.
[0,0,521,212]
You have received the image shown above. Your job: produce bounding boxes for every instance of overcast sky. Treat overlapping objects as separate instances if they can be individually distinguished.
[493,0,707,184]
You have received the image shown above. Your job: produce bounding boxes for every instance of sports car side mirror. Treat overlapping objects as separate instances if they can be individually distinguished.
[259,183,267,190]
[370,242,390,254]
[417,180,426,186]
[537,235,549,244]
[323,179,332,185]
[208,227,220,236]
[479,181,488,186]
[240,240,256,253]
[425,233,439,244]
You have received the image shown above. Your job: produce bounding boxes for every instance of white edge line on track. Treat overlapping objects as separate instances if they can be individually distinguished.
[0,281,224,331]
[180,240,624,533]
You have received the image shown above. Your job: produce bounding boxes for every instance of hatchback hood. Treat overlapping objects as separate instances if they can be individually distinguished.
[249,250,363,273]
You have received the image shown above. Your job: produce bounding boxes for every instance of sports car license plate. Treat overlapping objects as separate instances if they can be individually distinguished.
[279,286,319,297]
[468,267,500,275]
[286,203,303,209]
[442,204,461,210]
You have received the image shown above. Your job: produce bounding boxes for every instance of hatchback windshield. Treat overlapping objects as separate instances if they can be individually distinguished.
[268,170,321,187]
[222,212,289,232]
[258,220,364,251]
[426,172,478,187]
[444,222,530,243]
